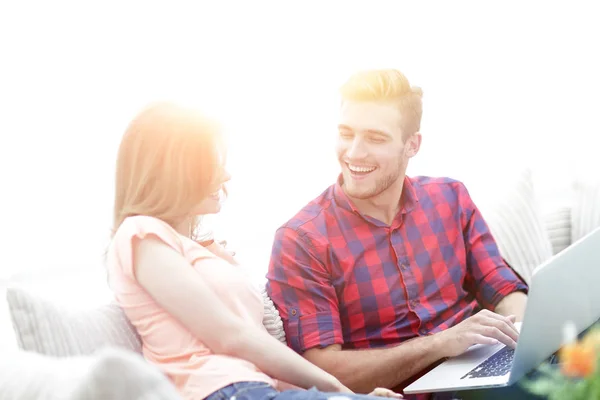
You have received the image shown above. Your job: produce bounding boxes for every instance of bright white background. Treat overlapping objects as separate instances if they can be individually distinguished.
[0,1,599,348]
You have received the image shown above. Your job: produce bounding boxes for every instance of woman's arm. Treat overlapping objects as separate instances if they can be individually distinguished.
[133,236,344,392]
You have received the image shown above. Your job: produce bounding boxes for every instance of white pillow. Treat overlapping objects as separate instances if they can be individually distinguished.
[542,206,572,255]
[571,178,600,243]
[466,169,554,283]
[0,348,181,400]
[68,348,182,400]
[260,284,286,343]
[0,349,92,399]
[7,286,142,356]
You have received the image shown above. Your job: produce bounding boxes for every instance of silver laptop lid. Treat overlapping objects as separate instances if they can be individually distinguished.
[509,227,600,384]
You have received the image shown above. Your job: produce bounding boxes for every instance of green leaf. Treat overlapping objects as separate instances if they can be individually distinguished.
[521,377,563,395]
[536,362,558,375]
[572,378,592,398]
[549,385,574,400]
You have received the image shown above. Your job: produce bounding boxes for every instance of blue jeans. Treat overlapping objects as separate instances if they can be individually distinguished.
[205,382,384,400]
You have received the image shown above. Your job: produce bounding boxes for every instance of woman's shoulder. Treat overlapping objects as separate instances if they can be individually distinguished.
[113,215,224,267]
[112,215,184,252]
[117,215,177,237]
[109,216,186,280]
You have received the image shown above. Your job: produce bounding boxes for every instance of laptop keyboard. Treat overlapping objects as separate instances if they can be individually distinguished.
[460,346,515,379]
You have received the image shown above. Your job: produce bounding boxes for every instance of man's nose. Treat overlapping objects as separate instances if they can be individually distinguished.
[347,138,368,160]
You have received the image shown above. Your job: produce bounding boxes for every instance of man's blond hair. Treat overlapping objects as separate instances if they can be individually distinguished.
[340,69,423,140]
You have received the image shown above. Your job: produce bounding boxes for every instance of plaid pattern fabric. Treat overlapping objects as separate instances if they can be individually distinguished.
[266,175,528,354]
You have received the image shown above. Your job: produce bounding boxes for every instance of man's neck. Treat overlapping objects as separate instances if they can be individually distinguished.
[346,177,405,226]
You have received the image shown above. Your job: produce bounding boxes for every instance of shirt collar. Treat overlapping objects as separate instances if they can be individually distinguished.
[333,174,419,217]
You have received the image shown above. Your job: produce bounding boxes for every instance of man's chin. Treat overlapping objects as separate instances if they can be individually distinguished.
[343,185,376,200]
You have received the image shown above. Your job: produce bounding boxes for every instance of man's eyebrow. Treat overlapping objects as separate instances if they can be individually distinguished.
[337,124,352,131]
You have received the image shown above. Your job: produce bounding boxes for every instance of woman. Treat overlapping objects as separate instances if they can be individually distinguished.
[106,102,402,400]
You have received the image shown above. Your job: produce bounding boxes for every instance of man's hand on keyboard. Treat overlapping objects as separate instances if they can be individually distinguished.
[436,310,520,358]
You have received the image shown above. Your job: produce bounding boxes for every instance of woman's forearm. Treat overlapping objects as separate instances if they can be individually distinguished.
[225,325,343,392]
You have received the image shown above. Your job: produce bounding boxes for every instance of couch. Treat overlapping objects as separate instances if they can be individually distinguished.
[2,285,284,400]
[3,168,599,399]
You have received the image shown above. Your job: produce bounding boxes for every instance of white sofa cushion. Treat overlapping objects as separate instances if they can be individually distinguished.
[67,348,182,399]
[467,169,554,284]
[542,206,571,255]
[572,178,600,243]
[7,283,286,355]
[7,287,142,356]
[0,348,181,400]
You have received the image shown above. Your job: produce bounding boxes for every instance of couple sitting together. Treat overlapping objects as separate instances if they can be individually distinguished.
[106,68,529,400]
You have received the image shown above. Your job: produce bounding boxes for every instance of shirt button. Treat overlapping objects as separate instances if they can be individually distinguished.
[400,264,408,270]
[410,299,419,308]
[291,309,297,316]
[419,328,428,335]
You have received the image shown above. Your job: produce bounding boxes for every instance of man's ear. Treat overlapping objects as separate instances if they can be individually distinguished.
[404,132,422,158]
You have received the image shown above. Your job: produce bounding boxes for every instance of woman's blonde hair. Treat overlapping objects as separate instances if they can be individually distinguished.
[112,102,224,237]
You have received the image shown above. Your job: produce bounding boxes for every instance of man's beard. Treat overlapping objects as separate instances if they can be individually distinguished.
[344,161,403,200]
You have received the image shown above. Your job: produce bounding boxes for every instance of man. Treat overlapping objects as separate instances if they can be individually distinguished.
[266,69,529,399]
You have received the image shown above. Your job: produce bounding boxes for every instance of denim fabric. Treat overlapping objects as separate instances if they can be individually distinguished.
[205,381,384,400]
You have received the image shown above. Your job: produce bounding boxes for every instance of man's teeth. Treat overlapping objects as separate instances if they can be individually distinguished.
[348,164,376,173]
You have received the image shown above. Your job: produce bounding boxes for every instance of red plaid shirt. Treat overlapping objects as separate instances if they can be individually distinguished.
[266,175,528,356]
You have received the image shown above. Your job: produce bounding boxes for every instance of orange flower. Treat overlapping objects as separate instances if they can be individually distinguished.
[559,342,596,378]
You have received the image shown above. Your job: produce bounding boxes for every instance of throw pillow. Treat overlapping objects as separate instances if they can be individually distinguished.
[7,286,142,356]
[466,168,554,284]
[260,283,286,343]
[571,178,600,243]
[542,206,572,255]
[69,348,182,399]
[0,348,181,400]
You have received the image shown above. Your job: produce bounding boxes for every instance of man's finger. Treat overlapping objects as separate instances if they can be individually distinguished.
[481,312,519,339]
[483,318,519,343]
[480,326,517,349]
[470,333,500,347]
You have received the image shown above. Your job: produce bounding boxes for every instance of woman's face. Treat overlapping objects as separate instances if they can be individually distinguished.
[193,169,231,215]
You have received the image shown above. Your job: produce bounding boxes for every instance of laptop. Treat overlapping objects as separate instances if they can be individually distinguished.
[404,226,600,394]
